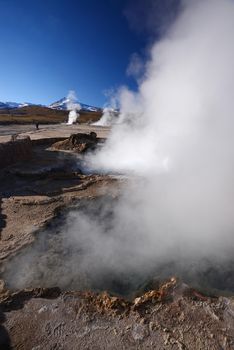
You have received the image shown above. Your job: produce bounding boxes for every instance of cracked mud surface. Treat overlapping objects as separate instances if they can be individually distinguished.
[0,130,234,349]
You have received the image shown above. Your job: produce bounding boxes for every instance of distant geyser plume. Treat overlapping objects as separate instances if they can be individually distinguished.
[66,90,81,125]
[93,107,117,126]
[94,92,119,126]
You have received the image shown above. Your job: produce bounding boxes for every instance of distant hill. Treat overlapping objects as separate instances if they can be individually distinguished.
[0,101,41,109]
[0,105,102,125]
[0,98,102,125]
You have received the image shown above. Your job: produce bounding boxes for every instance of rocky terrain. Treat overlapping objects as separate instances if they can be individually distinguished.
[0,125,233,349]
[0,278,234,349]
[52,131,100,153]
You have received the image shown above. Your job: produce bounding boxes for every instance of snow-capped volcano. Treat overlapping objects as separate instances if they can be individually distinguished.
[49,97,100,112]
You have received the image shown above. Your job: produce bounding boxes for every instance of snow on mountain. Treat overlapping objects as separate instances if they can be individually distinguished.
[0,98,101,112]
[0,101,38,109]
[49,98,70,110]
[49,97,100,112]
[0,101,21,109]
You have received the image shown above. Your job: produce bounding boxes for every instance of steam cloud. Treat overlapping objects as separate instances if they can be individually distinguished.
[94,107,117,126]
[5,0,234,294]
[93,90,119,126]
[87,0,234,279]
[66,90,81,125]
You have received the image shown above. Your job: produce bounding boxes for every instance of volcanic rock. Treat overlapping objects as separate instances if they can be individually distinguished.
[52,132,98,153]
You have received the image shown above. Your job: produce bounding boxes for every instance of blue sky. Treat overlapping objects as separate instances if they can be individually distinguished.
[0,0,179,107]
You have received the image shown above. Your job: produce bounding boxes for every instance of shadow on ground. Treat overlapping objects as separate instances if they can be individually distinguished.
[0,145,83,199]
[0,199,7,239]
[0,311,11,350]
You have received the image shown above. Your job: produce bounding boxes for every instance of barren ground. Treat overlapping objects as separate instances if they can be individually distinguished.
[0,123,110,143]
[0,124,233,349]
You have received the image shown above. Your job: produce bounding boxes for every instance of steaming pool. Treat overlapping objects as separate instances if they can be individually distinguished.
[1,195,234,299]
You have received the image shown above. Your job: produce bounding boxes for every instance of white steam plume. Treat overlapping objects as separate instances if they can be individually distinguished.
[93,90,119,126]
[93,107,118,126]
[66,90,81,125]
[86,0,234,271]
